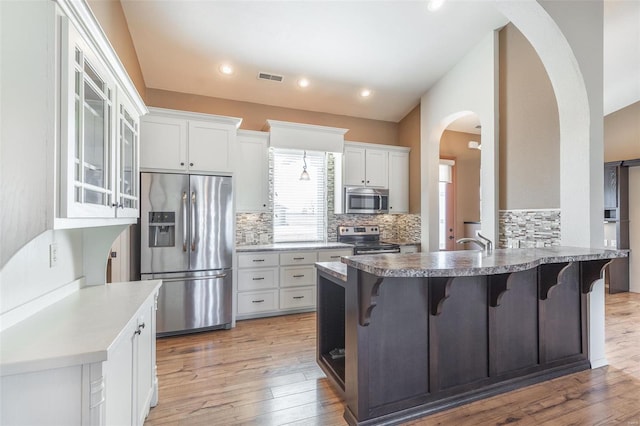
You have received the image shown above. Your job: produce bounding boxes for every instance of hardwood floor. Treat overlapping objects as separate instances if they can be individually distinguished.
[145,293,640,425]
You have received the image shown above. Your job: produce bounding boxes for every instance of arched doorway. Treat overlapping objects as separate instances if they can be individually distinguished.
[438,113,482,250]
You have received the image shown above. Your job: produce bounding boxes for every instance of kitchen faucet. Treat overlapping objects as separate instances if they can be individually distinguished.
[456,231,493,253]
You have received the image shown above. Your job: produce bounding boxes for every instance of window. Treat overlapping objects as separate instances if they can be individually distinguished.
[273,149,326,242]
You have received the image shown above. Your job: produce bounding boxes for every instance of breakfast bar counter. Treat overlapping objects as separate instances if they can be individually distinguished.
[315,247,627,426]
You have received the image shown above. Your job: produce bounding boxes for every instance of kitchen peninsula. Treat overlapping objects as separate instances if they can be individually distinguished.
[315,247,627,426]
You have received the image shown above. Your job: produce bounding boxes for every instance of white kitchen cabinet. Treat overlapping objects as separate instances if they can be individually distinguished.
[57,7,145,221]
[236,130,269,212]
[237,249,339,319]
[0,281,161,426]
[140,108,242,175]
[115,93,141,218]
[388,149,410,213]
[139,115,187,171]
[343,143,388,188]
[317,248,353,262]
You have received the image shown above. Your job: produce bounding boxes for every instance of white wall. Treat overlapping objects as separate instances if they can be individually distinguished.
[420,32,499,251]
[0,230,83,330]
[494,0,606,368]
[629,167,640,293]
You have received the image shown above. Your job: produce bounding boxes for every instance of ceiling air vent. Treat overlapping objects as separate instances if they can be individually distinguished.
[258,72,284,82]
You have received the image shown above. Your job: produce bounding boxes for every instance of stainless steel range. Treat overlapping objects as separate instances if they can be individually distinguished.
[337,225,400,255]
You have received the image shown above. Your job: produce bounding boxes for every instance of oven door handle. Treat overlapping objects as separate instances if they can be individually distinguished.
[356,249,400,255]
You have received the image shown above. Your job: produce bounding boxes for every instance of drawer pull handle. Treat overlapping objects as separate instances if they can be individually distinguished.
[252,277,265,281]
[252,299,265,303]
[293,274,305,278]
[253,259,265,262]
[330,256,340,259]
[293,257,305,260]
[293,296,305,300]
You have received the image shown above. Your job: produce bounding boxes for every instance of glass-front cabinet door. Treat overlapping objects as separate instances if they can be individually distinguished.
[61,20,116,218]
[116,93,139,218]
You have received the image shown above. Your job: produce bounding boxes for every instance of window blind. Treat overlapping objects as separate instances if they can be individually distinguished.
[273,149,326,242]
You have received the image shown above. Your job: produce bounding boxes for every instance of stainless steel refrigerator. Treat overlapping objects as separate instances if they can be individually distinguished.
[140,172,233,336]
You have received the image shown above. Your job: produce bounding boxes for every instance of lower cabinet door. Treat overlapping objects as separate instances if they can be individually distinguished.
[105,322,134,425]
[135,301,155,425]
[280,287,316,310]
[238,290,278,314]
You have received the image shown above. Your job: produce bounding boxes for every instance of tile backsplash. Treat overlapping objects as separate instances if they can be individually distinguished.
[236,151,421,245]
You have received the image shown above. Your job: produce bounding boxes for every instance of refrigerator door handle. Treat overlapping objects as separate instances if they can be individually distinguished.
[191,191,196,251]
[182,192,188,252]
[161,273,228,283]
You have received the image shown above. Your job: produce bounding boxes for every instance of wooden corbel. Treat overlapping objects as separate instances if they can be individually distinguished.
[429,277,455,316]
[358,273,384,326]
[538,262,571,300]
[580,259,614,294]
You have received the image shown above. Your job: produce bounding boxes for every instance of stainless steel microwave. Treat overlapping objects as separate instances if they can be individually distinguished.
[344,187,389,214]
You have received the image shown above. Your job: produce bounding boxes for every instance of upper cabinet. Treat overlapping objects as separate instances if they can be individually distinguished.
[1,0,146,252]
[388,150,410,213]
[236,130,269,212]
[344,145,388,188]
[140,108,242,175]
[604,161,628,221]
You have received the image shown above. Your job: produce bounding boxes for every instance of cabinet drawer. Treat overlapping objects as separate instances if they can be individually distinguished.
[238,268,278,291]
[238,252,279,268]
[318,249,353,262]
[280,251,317,265]
[237,290,278,314]
[281,266,316,287]
[280,287,316,310]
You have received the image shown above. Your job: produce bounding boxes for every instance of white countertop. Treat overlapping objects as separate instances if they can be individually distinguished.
[0,280,162,376]
[237,242,353,252]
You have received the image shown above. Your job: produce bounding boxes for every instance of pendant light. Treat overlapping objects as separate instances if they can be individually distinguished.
[300,150,310,181]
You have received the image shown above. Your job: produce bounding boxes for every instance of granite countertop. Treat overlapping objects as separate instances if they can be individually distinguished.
[341,247,628,278]
[315,261,347,282]
[237,242,353,252]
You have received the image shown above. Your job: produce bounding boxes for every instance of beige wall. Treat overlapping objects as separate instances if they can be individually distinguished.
[439,130,481,240]
[499,23,560,210]
[398,104,421,213]
[146,88,398,145]
[604,101,640,162]
[87,0,146,102]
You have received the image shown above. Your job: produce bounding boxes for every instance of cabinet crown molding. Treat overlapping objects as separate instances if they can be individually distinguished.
[345,140,410,153]
[266,120,348,153]
[146,107,242,128]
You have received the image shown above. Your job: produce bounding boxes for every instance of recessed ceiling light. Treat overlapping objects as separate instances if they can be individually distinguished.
[219,64,234,75]
[360,89,372,98]
[427,0,445,11]
[297,78,310,88]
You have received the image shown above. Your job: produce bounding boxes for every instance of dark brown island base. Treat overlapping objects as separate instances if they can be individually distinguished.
[315,247,628,426]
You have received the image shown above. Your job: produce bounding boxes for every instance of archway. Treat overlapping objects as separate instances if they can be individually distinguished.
[438,112,482,251]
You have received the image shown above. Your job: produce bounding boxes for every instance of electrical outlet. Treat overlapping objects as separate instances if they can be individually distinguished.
[245,232,255,244]
[611,239,617,248]
[259,233,269,244]
[536,241,545,248]
[49,243,58,268]
[604,239,608,247]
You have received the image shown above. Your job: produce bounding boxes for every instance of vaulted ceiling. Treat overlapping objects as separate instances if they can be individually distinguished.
[120,0,639,130]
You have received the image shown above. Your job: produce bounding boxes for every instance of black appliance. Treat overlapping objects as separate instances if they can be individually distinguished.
[337,225,400,255]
